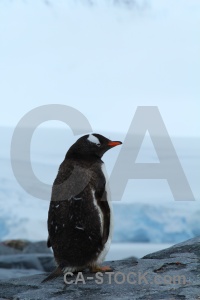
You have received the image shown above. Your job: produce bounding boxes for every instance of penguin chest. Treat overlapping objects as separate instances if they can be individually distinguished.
[91,189,104,236]
[101,163,113,238]
[95,163,113,264]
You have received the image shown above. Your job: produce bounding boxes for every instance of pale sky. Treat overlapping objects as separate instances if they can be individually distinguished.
[0,0,199,136]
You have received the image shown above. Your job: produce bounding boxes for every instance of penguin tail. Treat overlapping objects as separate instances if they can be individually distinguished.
[41,266,63,283]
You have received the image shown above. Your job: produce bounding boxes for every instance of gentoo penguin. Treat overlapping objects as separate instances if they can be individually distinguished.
[42,133,122,282]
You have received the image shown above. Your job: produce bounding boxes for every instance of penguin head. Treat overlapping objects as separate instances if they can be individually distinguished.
[67,133,122,159]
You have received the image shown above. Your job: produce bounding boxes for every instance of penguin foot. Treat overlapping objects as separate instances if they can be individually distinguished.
[89,265,113,273]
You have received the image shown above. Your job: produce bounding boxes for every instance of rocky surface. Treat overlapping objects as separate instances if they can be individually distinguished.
[0,240,55,280]
[0,237,200,299]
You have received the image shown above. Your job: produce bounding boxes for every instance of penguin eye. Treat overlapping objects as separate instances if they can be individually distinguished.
[96,143,101,147]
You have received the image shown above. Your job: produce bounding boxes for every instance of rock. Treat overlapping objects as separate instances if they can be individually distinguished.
[3,239,30,251]
[0,254,56,272]
[0,237,200,299]
[37,254,56,272]
[0,243,22,255]
[0,240,51,255]
[143,236,200,259]
[23,241,52,254]
[0,240,55,275]
[0,268,44,280]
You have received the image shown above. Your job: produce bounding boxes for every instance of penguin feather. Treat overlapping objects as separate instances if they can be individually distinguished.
[41,266,63,283]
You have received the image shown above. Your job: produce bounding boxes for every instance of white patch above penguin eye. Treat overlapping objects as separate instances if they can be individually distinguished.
[87,134,101,146]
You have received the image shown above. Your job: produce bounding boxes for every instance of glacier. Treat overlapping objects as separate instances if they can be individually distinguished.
[0,174,200,244]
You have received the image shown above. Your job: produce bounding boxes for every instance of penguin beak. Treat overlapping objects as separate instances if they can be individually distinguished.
[107,141,122,147]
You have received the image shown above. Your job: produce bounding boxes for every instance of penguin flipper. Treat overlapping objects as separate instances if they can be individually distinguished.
[47,235,51,248]
[41,266,63,283]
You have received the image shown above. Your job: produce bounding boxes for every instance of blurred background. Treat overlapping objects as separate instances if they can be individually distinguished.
[0,0,200,261]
